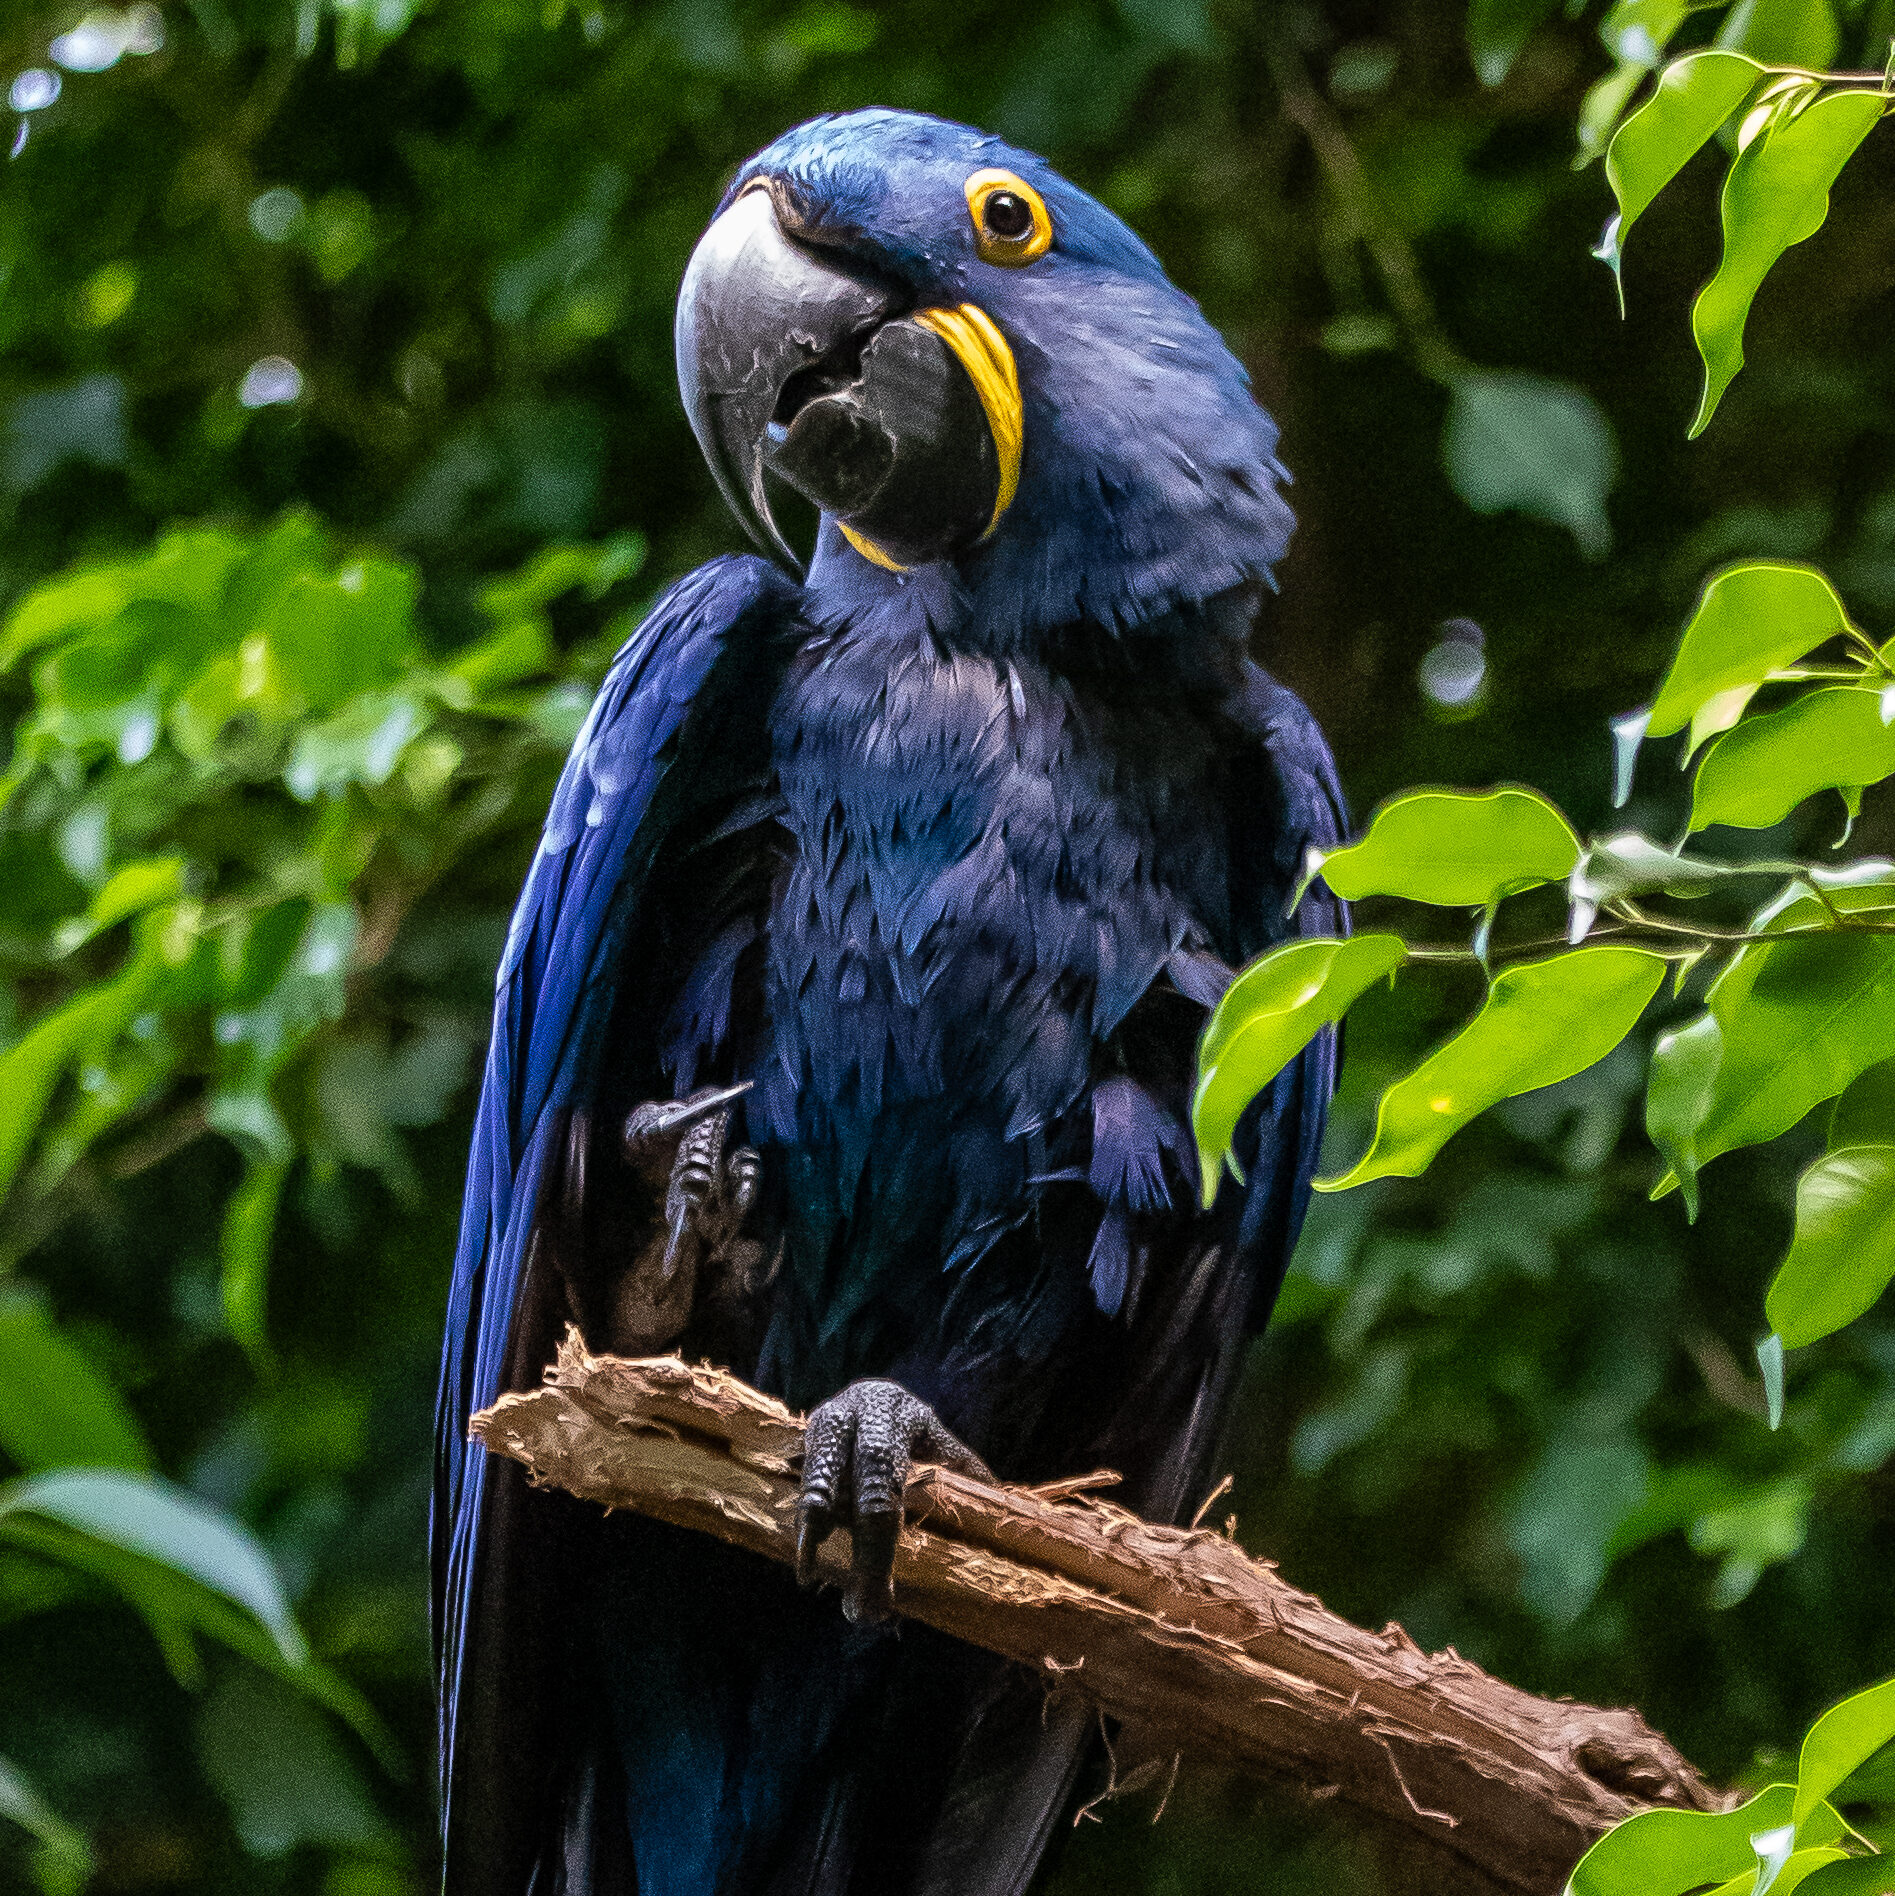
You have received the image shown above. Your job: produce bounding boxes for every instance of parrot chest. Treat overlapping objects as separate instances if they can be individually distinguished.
[754,626,1222,1147]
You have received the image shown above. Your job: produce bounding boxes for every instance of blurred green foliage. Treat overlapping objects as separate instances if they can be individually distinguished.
[3,2,1895,1893]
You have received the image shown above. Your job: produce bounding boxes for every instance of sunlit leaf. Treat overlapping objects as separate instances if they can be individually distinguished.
[1745,1847,1856,1895]
[0,1467,304,1667]
[1572,831,1739,900]
[1568,1783,1844,1896]
[1689,933,1895,1172]
[1755,860,1895,933]
[1648,562,1859,739]
[1690,88,1883,437]
[1313,786,1579,908]
[284,690,428,801]
[1691,689,1895,832]
[1442,372,1618,557]
[1796,1678,1895,1832]
[1601,51,1763,281]
[1194,935,1406,1202]
[1647,1012,1723,1219]
[477,531,645,621]
[0,1289,151,1472]
[1765,1148,1895,1348]
[1322,947,1668,1189]
[1689,683,1760,756]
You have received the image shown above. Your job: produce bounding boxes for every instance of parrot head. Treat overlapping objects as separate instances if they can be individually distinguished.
[676,109,1293,644]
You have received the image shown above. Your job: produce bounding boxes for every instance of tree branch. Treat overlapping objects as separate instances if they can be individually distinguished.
[472,1332,1724,1896]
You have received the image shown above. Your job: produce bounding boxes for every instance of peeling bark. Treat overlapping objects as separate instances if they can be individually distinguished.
[471,1332,1724,1896]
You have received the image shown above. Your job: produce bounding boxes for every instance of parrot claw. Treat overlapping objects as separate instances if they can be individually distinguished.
[793,1380,992,1625]
[607,1083,767,1355]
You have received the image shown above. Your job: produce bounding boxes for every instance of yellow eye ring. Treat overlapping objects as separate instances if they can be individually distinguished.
[965,168,1052,267]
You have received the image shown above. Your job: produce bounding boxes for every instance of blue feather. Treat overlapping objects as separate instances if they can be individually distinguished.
[431,554,796,1861]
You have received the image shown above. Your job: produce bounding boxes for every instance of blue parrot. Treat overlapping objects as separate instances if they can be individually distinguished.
[433,108,1346,1896]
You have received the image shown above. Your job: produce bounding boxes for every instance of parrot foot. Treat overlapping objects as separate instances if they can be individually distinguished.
[607,1082,771,1356]
[793,1381,992,1625]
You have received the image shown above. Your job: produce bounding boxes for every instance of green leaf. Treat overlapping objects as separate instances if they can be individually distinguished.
[0,1289,151,1471]
[1579,61,1651,169]
[1691,689,1895,832]
[478,532,645,621]
[0,569,128,670]
[1465,0,1561,86]
[1441,372,1618,557]
[1715,0,1839,69]
[1762,1847,1856,1894]
[1505,1431,1652,1622]
[0,1467,305,1668]
[1755,860,1895,934]
[1765,1148,1895,1348]
[1798,1856,1895,1892]
[1690,88,1884,437]
[1830,1058,1895,1148]
[1322,947,1668,1189]
[1314,787,1579,908]
[222,1159,289,1362]
[1601,52,1764,280]
[1796,1678,1895,1832]
[284,690,428,801]
[1647,1012,1723,1219]
[1692,1473,1811,1604]
[1601,0,1699,71]
[1690,683,1760,755]
[1194,935,1407,1203]
[196,1669,388,1859]
[1649,562,1859,740]
[0,1754,90,1896]
[255,558,419,714]
[1691,933,1895,1171]
[1568,1783,1844,1896]
[0,937,161,1203]
[52,855,186,954]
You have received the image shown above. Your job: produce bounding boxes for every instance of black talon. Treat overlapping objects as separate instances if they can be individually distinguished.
[793,1379,992,1624]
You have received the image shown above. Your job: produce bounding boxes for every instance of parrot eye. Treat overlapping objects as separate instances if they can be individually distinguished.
[965,168,1052,267]
[984,193,1031,238]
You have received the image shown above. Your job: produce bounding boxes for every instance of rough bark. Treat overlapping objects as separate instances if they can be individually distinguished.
[471,1331,1724,1896]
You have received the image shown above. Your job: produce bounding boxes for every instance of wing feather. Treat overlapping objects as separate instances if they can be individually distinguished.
[430,552,796,1881]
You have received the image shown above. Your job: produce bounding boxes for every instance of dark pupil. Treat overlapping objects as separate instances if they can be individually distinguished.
[984,192,1032,241]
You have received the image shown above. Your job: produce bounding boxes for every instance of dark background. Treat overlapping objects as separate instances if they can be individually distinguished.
[4,2,1895,1891]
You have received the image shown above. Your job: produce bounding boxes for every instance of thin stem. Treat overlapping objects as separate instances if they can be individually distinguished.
[1845,626,1894,676]
[1262,34,1466,384]
[1796,875,1849,927]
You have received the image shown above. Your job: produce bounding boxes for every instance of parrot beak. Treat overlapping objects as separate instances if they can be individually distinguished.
[676,185,1009,573]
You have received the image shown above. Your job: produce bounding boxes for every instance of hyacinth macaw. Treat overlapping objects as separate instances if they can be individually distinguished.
[433,108,1346,1896]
